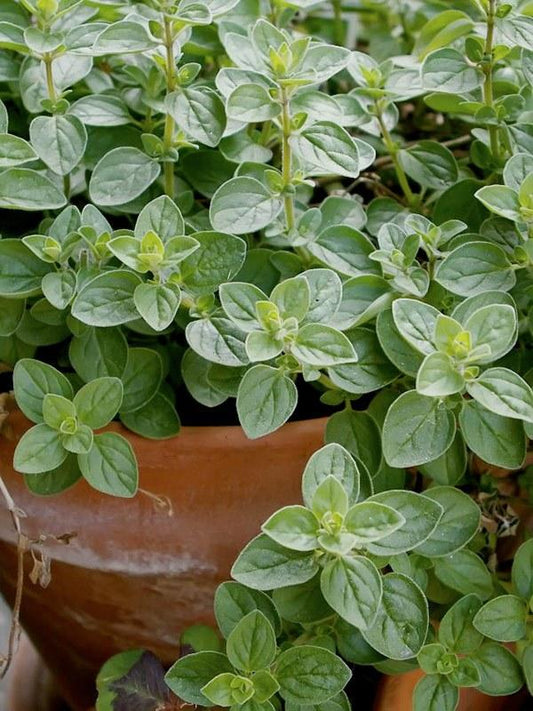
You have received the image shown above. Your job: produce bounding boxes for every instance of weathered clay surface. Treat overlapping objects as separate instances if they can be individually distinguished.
[0,409,326,709]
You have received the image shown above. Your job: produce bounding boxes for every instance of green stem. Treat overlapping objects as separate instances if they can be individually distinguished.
[163,14,177,198]
[483,0,500,162]
[332,0,345,46]
[63,174,70,199]
[376,106,417,208]
[44,54,56,104]
[281,87,295,232]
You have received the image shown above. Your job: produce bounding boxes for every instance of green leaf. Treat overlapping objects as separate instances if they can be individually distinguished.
[69,95,132,127]
[291,122,360,178]
[512,538,533,601]
[320,556,382,629]
[270,276,310,322]
[201,672,243,707]
[464,304,517,364]
[220,282,266,332]
[328,327,398,396]
[376,309,424,377]
[231,533,318,590]
[214,582,281,639]
[497,14,533,51]
[421,48,483,93]
[262,506,319,552]
[302,443,360,508]
[433,551,493,600]
[325,409,382,475]
[307,226,378,278]
[186,316,248,366]
[344,502,405,543]
[13,423,67,474]
[435,242,515,296]
[275,646,351,704]
[78,432,138,498]
[382,391,456,468]
[292,324,356,367]
[523,644,533,696]
[41,270,77,310]
[120,392,180,440]
[503,153,533,192]
[475,185,522,222]
[29,115,87,176]
[415,9,474,58]
[69,327,128,382]
[42,393,76,430]
[416,352,464,397]
[471,643,523,696]
[272,576,331,626]
[419,430,467,486]
[89,148,160,207]
[226,610,277,672]
[0,168,66,210]
[119,347,162,414]
[133,282,181,332]
[398,141,458,190]
[466,368,533,423]
[438,594,484,655]
[459,400,526,469]
[312,476,349,519]
[473,595,527,643]
[237,365,297,439]
[365,490,443,556]
[227,83,280,122]
[210,177,283,234]
[135,195,185,241]
[73,377,123,429]
[93,21,157,55]
[413,675,458,711]
[0,133,36,167]
[167,87,225,147]
[24,454,82,497]
[183,349,228,408]
[363,573,428,660]
[165,652,234,706]
[413,487,480,558]
[0,296,25,336]
[72,270,142,327]
[13,358,73,423]
[391,299,440,356]
[180,231,246,295]
[62,424,94,455]
[0,239,51,298]
[252,670,279,703]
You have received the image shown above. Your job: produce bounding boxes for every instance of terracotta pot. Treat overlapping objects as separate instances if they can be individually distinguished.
[374,668,527,711]
[7,632,69,711]
[0,407,326,710]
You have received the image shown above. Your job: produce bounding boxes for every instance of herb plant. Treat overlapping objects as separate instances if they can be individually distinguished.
[0,0,532,708]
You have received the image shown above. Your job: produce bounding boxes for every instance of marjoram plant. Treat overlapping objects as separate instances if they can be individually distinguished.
[0,0,532,709]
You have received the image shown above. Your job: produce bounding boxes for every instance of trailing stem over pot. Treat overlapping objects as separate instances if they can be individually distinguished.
[0,0,532,709]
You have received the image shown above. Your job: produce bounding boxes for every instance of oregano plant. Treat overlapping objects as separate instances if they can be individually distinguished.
[0,0,531,709]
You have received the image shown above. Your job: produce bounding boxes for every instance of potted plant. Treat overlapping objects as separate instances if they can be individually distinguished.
[0,0,531,709]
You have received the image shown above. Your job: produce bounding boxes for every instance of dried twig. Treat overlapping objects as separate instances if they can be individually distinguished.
[0,474,28,678]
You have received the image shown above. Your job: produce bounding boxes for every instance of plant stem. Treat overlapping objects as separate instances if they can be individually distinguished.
[44,54,72,200]
[332,0,345,46]
[163,14,177,198]
[376,105,416,208]
[483,0,500,162]
[280,87,295,232]
[44,54,57,105]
